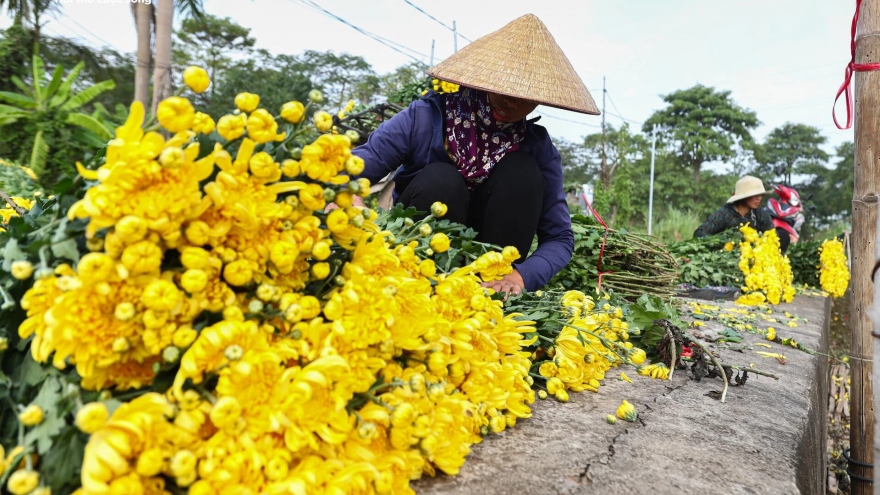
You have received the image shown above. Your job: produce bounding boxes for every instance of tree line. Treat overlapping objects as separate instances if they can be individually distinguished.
[556,85,852,239]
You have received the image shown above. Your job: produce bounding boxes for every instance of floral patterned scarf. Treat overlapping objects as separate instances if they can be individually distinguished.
[443,88,527,187]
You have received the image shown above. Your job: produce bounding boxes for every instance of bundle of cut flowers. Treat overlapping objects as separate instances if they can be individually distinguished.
[735,225,796,306]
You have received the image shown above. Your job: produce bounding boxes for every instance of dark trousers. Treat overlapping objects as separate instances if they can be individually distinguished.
[398,152,544,262]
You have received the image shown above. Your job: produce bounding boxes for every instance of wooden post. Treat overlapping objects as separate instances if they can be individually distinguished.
[853,0,879,491]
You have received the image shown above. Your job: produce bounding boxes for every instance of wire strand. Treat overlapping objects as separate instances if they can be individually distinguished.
[604,91,643,126]
[401,0,472,42]
[290,0,428,61]
[534,111,603,128]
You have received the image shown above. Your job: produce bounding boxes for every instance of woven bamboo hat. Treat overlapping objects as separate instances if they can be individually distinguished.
[427,14,599,115]
[727,176,772,203]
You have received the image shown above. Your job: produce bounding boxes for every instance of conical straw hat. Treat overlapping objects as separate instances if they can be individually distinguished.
[428,14,599,115]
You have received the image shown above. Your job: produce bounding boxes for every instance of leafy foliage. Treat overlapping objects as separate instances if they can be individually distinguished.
[643,84,759,191]
[669,230,742,287]
[752,123,828,182]
[787,239,822,287]
[0,55,114,186]
[0,158,39,196]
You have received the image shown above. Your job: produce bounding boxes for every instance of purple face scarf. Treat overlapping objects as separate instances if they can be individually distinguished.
[443,88,527,187]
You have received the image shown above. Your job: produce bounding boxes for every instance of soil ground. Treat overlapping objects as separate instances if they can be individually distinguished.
[827,289,852,494]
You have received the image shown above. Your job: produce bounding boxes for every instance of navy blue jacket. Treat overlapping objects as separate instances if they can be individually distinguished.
[352,92,574,291]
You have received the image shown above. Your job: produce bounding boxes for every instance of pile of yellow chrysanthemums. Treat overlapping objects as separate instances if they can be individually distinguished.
[819,238,850,299]
[536,291,649,402]
[735,225,796,306]
[4,68,542,495]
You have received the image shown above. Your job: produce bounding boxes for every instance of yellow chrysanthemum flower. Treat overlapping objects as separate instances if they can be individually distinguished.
[183,66,210,93]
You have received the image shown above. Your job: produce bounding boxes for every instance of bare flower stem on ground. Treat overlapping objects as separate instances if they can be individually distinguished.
[0,188,26,216]
[687,336,729,402]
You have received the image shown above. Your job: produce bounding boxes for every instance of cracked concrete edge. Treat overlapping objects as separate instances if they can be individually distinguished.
[795,296,830,495]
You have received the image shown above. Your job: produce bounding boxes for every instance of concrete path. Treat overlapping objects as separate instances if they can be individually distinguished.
[415,295,830,495]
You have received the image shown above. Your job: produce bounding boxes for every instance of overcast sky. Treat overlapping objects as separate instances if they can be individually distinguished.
[5,0,856,170]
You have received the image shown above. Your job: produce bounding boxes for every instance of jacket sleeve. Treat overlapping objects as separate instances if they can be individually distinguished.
[514,142,574,291]
[351,102,415,184]
[755,209,774,233]
[694,209,727,238]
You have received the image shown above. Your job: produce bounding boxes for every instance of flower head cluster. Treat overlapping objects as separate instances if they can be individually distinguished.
[735,226,795,306]
[819,239,850,298]
[537,291,633,399]
[432,78,461,94]
[12,76,537,494]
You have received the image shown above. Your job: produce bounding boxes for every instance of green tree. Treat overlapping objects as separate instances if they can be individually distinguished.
[753,123,828,184]
[0,56,115,184]
[798,141,853,227]
[292,50,380,108]
[0,0,59,52]
[40,36,135,113]
[643,85,759,189]
[202,53,312,118]
[0,21,29,92]
[172,14,256,102]
[554,137,592,187]
[379,61,428,105]
[627,147,738,227]
[583,123,644,189]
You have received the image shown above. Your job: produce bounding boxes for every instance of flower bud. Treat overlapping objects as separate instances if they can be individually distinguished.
[224,345,243,361]
[11,260,34,280]
[616,399,637,422]
[345,130,360,143]
[308,89,323,103]
[183,66,210,93]
[430,202,448,218]
[162,346,181,363]
[19,404,44,426]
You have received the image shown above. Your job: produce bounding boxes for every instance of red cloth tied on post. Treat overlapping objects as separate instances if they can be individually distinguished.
[833,0,880,129]
[581,193,612,292]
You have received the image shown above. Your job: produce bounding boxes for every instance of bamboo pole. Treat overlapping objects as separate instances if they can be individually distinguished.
[853,1,879,491]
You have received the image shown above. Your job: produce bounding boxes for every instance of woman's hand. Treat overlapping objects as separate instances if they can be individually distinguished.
[481,269,525,301]
[325,195,366,212]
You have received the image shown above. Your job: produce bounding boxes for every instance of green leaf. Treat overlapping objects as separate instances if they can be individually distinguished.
[41,426,87,492]
[1,238,26,271]
[31,55,45,103]
[521,311,550,320]
[14,353,48,387]
[44,64,65,102]
[66,113,114,140]
[718,328,743,343]
[24,377,67,454]
[0,90,37,109]
[10,75,31,95]
[640,324,666,349]
[29,130,49,176]
[60,80,116,111]
[51,219,81,263]
[53,61,85,105]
